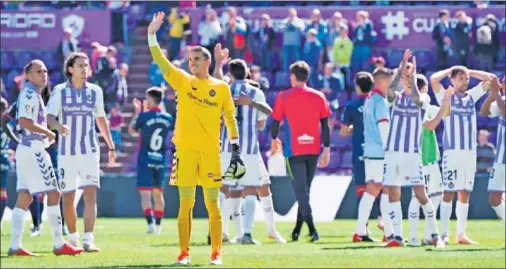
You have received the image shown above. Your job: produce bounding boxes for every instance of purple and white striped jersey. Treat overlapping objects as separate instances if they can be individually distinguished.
[220,80,268,155]
[385,90,431,154]
[489,96,505,164]
[46,81,106,156]
[436,83,487,151]
[16,82,49,147]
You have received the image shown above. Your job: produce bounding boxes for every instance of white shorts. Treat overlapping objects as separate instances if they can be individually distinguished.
[221,153,261,189]
[488,162,505,192]
[58,153,101,192]
[442,150,476,192]
[423,162,443,197]
[259,154,271,187]
[364,158,385,184]
[15,143,58,195]
[384,152,423,187]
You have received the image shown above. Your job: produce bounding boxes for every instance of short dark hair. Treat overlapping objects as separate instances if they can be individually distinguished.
[64,52,89,78]
[439,9,449,18]
[372,67,393,79]
[450,65,468,78]
[190,46,211,60]
[24,59,44,74]
[289,61,310,82]
[416,74,428,90]
[146,87,163,105]
[354,72,374,93]
[228,59,248,80]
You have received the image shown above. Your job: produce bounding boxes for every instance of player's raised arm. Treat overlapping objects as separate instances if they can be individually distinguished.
[424,87,454,130]
[387,49,410,102]
[128,98,143,136]
[481,76,506,117]
[1,103,19,144]
[429,67,453,93]
[148,12,184,88]
[213,43,229,81]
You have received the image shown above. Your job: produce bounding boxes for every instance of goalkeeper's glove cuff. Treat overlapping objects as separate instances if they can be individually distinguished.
[231,142,240,153]
[148,34,159,48]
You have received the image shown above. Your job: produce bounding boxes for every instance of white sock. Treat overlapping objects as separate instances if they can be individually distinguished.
[431,195,442,213]
[68,232,80,244]
[424,195,442,240]
[10,207,25,250]
[380,194,393,237]
[408,196,420,240]
[456,201,469,236]
[421,200,438,236]
[83,232,94,243]
[493,202,505,223]
[221,198,233,235]
[260,195,275,233]
[440,201,452,236]
[390,201,403,238]
[243,195,256,234]
[356,192,375,235]
[231,197,244,237]
[219,191,226,210]
[47,205,65,249]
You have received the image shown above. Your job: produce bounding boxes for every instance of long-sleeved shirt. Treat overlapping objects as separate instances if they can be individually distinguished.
[433,21,451,47]
[168,9,190,38]
[198,20,222,46]
[306,21,328,48]
[353,20,376,47]
[452,21,472,50]
[302,39,322,67]
[332,37,353,66]
[280,17,305,46]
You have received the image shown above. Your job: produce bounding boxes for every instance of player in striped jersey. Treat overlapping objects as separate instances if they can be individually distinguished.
[362,67,395,243]
[479,76,505,243]
[383,50,443,248]
[218,58,269,244]
[8,60,82,256]
[407,75,453,246]
[213,46,286,244]
[47,53,117,252]
[430,66,494,245]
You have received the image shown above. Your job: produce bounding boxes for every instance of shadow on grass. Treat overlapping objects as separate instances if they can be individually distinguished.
[150,242,210,248]
[98,264,203,268]
[322,245,384,250]
[426,247,504,252]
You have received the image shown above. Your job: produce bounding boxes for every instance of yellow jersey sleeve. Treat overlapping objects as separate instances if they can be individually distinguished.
[149,43,189,92]
[221,83,239,141]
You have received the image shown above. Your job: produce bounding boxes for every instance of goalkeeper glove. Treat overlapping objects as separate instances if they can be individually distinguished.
[223,143,247,186]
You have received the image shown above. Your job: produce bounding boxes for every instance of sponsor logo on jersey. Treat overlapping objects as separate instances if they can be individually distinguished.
[209,89,216,97]
[297,134,315,145]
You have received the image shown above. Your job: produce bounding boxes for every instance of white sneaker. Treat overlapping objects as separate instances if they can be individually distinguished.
[30,226,41,237]
[267,230,287,244]
[155,225,161,235]
[421,238,433,246]
[210,252,222,265]
[407,238,421,247]
[83,241,100,252]
[147,224,155,234]
[230,236,242,244]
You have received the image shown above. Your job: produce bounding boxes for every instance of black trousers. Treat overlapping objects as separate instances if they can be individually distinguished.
[287,154,319,234]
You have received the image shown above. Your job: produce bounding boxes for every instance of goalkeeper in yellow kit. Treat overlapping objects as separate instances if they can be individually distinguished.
[147,12,245,265]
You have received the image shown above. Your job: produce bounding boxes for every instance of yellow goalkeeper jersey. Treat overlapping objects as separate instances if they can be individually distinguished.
[149,45,239,154]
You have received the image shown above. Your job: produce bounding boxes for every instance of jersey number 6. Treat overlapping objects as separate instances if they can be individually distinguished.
[150,128,164,151]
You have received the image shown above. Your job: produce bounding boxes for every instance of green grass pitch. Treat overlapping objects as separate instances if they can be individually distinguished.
[0,219,504,268]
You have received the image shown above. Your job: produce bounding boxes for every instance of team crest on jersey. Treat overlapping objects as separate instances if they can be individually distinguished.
[209,89,216,97]
[86,94,92,102]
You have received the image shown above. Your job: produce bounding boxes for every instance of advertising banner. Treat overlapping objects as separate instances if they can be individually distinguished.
[1,10,111,49]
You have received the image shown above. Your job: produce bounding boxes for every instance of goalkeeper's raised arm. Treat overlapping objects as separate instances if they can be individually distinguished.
[147,12,185,89]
